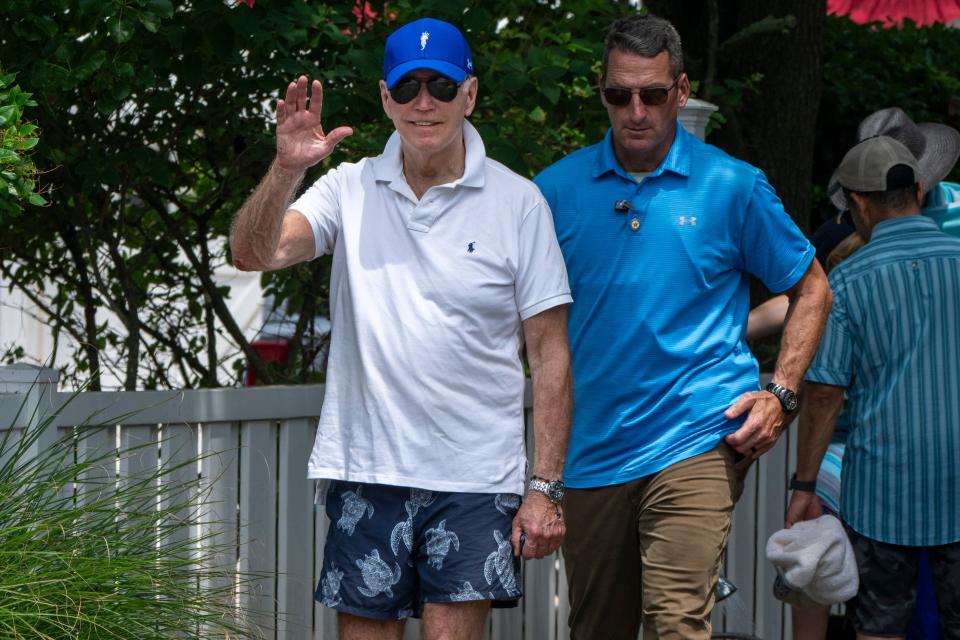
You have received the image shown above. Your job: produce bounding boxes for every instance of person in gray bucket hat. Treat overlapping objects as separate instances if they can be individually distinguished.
[828,107,960,226]
[749,108,960,342]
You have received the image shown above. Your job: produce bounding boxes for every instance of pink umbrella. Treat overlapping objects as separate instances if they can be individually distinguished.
[828,0,960,26]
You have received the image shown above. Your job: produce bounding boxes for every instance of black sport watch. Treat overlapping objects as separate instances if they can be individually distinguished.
[765,382,799,413]
[789,473,817,493]
[528,477,565,503]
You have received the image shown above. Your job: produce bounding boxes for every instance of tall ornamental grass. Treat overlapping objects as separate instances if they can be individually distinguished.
[0,398,261,638]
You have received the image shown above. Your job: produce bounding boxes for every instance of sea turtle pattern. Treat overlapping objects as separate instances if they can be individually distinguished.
[338,485,374,536]
[494,493,520,516]
[356,549,402,598]
[390,500,417,556]
[409,488,436,509]
[424,519,460,569]
[483,530,519,597]
[389,488,436,557]
[319,565,344,608]
[449,581,484,602]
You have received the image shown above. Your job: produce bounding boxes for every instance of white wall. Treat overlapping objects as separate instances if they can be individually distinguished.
[0,262,265,390]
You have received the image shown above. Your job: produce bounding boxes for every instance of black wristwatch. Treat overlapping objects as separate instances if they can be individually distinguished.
[528,477,565,503]
[789,473,816,493]
[765,382,799,413]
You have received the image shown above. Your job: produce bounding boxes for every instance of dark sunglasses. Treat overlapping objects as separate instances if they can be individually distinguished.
[602,75,681,107]
[389,76,461,104]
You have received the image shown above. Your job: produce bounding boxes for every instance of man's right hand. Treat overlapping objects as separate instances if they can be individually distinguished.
[276,75,353,172]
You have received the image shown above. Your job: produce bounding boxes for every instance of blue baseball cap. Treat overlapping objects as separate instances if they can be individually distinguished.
[383,17,474,89]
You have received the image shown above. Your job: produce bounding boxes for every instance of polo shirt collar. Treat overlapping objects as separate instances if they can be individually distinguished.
[591,121,693,181]
[870,215,939,241]
[372,120,486,190]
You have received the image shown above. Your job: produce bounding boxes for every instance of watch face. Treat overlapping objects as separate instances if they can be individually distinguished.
[547,481,564,501]
[766,383,798,412]
[783,391,799,412]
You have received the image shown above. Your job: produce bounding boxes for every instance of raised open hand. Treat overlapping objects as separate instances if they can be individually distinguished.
[275,75,353,171]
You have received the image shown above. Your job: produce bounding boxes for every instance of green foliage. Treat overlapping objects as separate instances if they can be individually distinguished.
[0,72,45,219]
[815,16,960,222]
[0,401,258,638]
[0,0,632,389]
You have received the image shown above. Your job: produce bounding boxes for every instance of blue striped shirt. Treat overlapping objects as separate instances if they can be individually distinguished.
[805,216,960,545]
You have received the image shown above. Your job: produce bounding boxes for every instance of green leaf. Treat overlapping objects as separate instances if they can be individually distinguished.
[111,85,131,101]
[111,19,134,43]
[76,51,108,79]
[77,0,101,14]
[0,104,17,127]
[27,193,47,206]
[147,0,174,19]
[529,106,547,124]
[541,84,562,105]
[141,13,160,33]
[0,149,18,163]
[35,15,58,38]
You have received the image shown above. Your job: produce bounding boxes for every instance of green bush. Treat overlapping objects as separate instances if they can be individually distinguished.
[0,401,259,639]
[0,71,45,220]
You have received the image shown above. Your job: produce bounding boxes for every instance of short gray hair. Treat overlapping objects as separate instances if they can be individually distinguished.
[602,14,683,78]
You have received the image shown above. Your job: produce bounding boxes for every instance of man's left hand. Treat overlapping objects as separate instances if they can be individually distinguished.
[511,491,565,559]
[785,490,822,529]
[723,390,787,458]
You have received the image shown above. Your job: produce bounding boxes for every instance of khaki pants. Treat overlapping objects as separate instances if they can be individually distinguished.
[562,443,740,640]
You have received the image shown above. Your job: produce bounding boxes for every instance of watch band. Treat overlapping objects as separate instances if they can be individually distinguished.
[789,473,817,493]
[765,382,799,412]
[528,477,564,503]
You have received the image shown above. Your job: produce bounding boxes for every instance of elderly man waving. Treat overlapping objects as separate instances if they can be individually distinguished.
[231,17,573,640]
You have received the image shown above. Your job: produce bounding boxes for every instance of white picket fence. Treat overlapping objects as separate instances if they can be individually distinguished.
[0,364,797,640]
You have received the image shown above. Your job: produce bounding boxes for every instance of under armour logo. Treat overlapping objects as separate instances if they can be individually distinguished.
[467,242,476,253]
[467,58,473,71]
[679,216,698,227]
[420,31,430,50]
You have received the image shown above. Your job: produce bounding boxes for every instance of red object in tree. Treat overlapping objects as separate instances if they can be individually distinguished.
[828,0,960,26]
[342,1,395,36]
[353,0,379,29]
[244,339,289,386]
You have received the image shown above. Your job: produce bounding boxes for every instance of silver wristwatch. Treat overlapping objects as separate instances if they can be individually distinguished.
[528,477,565,503]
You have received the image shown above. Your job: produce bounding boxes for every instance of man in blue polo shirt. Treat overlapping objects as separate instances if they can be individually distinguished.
[787,136,960,639]
[534,13,832,640]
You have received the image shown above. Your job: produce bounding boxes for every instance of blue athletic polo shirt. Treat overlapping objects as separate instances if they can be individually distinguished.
[535,125,814,488]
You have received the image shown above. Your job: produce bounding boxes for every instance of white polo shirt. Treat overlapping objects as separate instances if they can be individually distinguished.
[291,121,572,495]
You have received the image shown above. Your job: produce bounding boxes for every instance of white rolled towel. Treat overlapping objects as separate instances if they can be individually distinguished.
[766,514,859,606]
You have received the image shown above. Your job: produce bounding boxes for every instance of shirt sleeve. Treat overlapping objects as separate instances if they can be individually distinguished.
[288,168,343,258]
[739,170,815,293]
[805,271,853,387]
[515,198,573,320]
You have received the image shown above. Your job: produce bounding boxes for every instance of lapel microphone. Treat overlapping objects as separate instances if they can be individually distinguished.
[614,200,634,213]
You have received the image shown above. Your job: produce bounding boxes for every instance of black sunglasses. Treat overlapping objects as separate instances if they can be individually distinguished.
[389,76,461,104]
[602,76,681,107]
